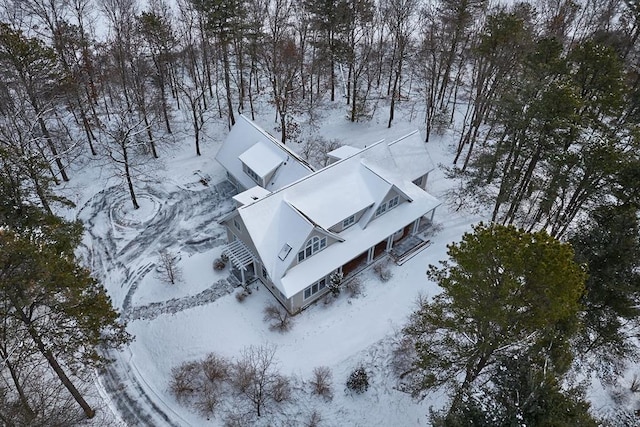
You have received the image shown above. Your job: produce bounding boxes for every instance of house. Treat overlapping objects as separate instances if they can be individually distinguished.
[217,116,441,314]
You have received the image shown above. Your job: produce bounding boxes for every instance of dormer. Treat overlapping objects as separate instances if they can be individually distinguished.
[362,186,412,229]
[327,205,372,233]
[291,228,343,268]
[238,141,284,187]
[374,195,400,217]
[297,235,327,263]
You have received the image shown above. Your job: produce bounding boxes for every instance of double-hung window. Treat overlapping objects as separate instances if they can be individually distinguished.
[303,277,327,300]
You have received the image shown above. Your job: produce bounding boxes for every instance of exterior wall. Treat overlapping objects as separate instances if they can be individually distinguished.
[328,206,370,233]
[241,163,264,187]
[227,171,245,192]
[263,167,280,188]
[290,272,332,313]
[256,265,293,312]
[223,214,261,257]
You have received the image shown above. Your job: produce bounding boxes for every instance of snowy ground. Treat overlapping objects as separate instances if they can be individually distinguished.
[60,101,638,426]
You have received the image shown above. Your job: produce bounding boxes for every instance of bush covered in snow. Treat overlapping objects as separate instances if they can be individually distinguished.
[346,366,369,394]
[328,271,343,296]
[213,257,227,270]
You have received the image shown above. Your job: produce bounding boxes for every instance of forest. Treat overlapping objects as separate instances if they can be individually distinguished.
[0,0,639,425]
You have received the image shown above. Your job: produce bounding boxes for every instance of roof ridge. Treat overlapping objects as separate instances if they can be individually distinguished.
[387,129,420,146]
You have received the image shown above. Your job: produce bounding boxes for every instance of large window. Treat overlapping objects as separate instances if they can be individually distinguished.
[297,236,327,262]
[304,277,327,300]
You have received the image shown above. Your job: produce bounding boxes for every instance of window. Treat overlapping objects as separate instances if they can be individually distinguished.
[303,277,327,300]
[262,266,268,279]
[233,218,241,231]
[376,196,400,217]
[242,163,262,185]
[412,176,423,186]
[388,196,399,209]
[297,236,327,262]
[342,215,355,229]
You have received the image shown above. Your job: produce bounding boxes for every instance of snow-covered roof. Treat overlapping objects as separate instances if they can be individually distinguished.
[232,186,271,207]
[327,145,361,162]
[215,115,314,191]
[385,131,436,180]
[328,131,435,182]
[236,138,441,299]
[238,141,283,178]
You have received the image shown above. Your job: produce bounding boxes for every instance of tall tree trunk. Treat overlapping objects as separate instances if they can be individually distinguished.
[24,320,95,418]
[222,45,236,127]
[0,345,34,421]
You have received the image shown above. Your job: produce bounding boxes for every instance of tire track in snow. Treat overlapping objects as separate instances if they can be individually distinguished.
[79,180,236,427]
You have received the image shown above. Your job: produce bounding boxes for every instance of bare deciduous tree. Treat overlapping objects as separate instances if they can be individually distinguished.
[157,249,182,285]
[230,344,290,417]
[263,303,293,333]
[310,366,333,401]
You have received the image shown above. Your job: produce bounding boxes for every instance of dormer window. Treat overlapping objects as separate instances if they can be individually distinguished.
[375,196,400,217]
[297,236,327,262]
[342,215,355,229]
[242,163,263,186]
[388,196,399,209]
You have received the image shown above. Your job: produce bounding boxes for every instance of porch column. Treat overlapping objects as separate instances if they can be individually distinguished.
[411,218,421,235]
[240,268,246,285]
[386,235,394,252]
[366,246,374,264]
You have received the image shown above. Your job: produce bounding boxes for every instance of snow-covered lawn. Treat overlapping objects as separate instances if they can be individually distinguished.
[63,105,485,425]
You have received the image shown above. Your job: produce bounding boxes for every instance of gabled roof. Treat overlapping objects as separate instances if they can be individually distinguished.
[386,131,436,180]
[215,115,314,191]
[327,131,436,182]
[236,138,441,299]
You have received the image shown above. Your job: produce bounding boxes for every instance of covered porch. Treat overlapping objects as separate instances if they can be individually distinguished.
[341,212,436,279]
[222,239,258,285]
